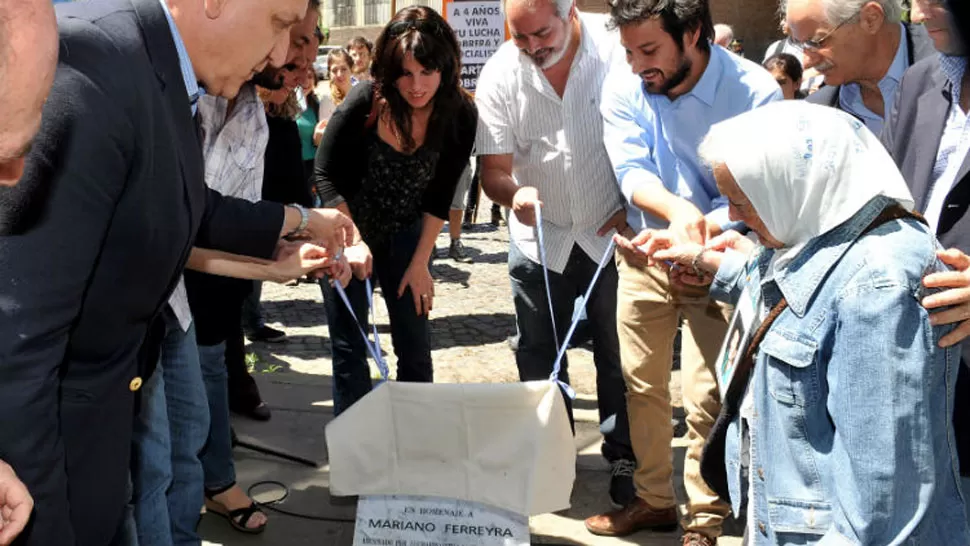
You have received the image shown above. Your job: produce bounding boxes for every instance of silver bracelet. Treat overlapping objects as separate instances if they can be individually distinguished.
[690,248,708,277]
[286,204,310,239]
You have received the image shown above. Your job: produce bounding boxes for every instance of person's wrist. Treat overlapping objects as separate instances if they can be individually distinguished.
[691,247,722,275]
[267,262,287,284]
[671,199,701,223]
[689,247,705,276]
[285,204,309,239]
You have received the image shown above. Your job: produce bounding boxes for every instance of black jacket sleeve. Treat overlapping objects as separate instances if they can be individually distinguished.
[196,189,283,259]
[422,99,479,220]
[312,81,375,207]
[0,22,135,545]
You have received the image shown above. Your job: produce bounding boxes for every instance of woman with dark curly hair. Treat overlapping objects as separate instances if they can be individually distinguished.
[314,5,478,414]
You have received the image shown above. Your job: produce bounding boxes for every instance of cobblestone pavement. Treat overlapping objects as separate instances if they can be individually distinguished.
[202,205,742,546]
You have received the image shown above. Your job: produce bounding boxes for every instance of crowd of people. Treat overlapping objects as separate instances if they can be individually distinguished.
[2,0,970,545]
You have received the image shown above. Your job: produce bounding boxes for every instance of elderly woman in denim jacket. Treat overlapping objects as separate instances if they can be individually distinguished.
[624,102,969,545]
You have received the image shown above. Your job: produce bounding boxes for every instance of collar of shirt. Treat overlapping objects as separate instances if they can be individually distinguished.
[770,195,894,317]
[838,23,909,130]
[647,43,723,108]
[940,54,968,106]
[158,0,204,114]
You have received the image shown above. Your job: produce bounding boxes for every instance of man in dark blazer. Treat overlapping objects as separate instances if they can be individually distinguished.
[785,0,935,136]
[0,0,353,544]
[881,0,970,517]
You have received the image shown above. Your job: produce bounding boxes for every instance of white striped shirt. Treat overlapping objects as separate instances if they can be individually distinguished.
[166,84,269,331]
[474,12,625,273]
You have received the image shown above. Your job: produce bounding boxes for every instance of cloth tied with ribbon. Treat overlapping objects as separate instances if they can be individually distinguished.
[325,204,616,516]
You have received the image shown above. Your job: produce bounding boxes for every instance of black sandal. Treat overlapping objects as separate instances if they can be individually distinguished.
[204,484,268,535]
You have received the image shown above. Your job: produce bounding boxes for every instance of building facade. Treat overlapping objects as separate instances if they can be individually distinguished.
[323,0,783,69]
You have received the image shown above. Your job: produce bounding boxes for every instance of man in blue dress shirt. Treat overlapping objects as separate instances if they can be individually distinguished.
[583,0,781,543]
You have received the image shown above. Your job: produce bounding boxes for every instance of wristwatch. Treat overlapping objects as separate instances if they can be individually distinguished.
[286,203,310,239]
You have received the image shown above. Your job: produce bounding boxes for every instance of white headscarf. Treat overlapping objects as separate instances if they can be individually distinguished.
[698,101,915,277]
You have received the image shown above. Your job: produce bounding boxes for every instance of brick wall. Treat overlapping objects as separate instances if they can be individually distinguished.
[576,0,783,63]
[709,0,782,62]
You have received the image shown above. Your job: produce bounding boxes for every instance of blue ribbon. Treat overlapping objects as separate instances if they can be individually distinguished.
[533,203,617,400]
[333,278,390,382]
[334,206,618,400]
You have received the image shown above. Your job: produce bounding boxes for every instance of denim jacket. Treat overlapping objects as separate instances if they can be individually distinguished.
[710,196,969,545]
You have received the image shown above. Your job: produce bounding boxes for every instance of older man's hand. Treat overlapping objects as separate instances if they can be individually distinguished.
[0,460,33,546]
[923,248,970,347]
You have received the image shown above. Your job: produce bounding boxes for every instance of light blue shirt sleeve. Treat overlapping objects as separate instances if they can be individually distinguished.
[706,199,732,229]
[600,77,665,204]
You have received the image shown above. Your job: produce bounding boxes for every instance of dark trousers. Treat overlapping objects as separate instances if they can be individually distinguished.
[463,156,501,221]
[508,242,634,461]
[320,222,433,415]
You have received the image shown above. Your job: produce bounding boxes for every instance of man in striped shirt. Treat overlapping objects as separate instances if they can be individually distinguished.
[475,0,637,509]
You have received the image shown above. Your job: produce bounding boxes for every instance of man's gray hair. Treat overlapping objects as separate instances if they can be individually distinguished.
[502,0,575,20]
[780,0,903,25]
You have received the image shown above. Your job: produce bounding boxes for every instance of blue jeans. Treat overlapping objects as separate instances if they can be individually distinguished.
[241,280,264,333]
[320,221,432,416]
[508,242,633,461]
[132,309,210,546]
[963,477,970,521]
[198,342,235,492]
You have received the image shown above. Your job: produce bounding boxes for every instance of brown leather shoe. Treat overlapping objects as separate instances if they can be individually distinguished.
[584,498,678,537]
[682,531,717,546]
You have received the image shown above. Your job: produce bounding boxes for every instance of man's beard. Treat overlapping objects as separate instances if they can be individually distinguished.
[641,56,692,96]
[537,21,572,70]
[524,19,572,70]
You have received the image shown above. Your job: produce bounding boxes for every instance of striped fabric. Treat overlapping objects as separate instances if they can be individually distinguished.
[167,85,270,331]
[925,54,970,232]
[197,85,269,204]
[474,13,625,274]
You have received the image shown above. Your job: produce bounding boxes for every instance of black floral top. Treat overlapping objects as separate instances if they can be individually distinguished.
[349,138,439,245]
[312,81,478,240]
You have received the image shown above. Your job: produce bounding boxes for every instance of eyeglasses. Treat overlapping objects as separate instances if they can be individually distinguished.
[790,9,860,51]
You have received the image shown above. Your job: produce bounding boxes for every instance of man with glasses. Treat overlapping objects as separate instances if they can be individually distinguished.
[785,0,934,135]
[882,0,970,521]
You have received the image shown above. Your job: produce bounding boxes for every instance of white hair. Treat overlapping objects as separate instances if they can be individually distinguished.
[502,0,574,20]
[713,23,734,44]
[781,0,903,25]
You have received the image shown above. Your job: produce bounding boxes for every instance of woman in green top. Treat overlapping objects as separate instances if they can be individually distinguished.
[297,66,322,185]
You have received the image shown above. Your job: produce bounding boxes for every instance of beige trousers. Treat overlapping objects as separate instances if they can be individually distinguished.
[616,252,732,536]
